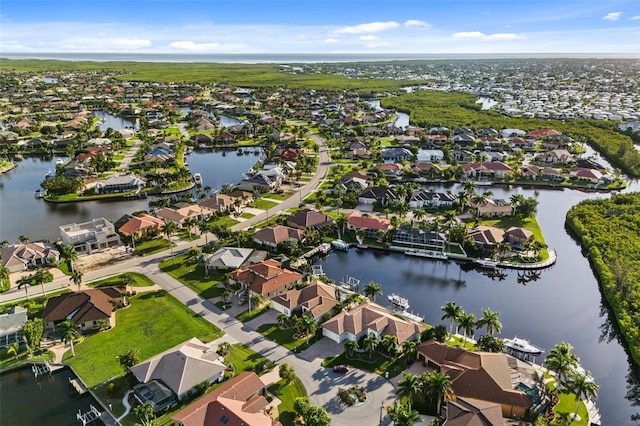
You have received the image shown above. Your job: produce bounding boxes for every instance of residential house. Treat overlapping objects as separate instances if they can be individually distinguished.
[286,209,334,230]
[203,247,267,272]
[376,163,405,178]
[461,162,513,179]
[501,128,527,138]
[322,302,422,347]
[237,173,280,192]
[409,191,456,209]
[452,133,476,147]
[504,227,533,250]
[198,194,238,213]
[117,214,165,238]
[452,149,474,163]
[270,280,337,320]
[346,212,391,238]
[410,162,442,178]
[60,217,121,255]
[569,167,604,183]
[472,199,514,218]
[172,372,282,426]
[443,397,528,425]
[252,225,304,249]
[392,225,447,249]
[520,165,541,180]
[536,149,574,164]
[231,259,303,299]
[417,340,533,418]
[1,242,60,273]
[540,167,564,181]
[42,286,128,332]
[358,187,399,206]
[94,175,146,194]
[468,226,505,249]
[0,306,28,348]
[131,337,227,409]
[381,147,412,164]
[416,149,445,163]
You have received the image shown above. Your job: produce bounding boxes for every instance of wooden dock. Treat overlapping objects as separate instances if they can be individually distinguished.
[69,377,88,395]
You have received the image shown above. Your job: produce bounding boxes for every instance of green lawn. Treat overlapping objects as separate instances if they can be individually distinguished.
[211,216,240,228]
[268,378,307,426]
[88,272,155,288]
[551,393,588,425]
[478,215,549,260]
[176,230,201,241]
[224,343,274,374]
[235,303,271,323]
[239,212,255,219]
[135,238,175,255]
[263,192,290,201]
[322,350,411,378]
[249,199,279,210]
[256,324,321,352]
[0,349,54,371]
[64,290,223,387]
[159,254,226,298]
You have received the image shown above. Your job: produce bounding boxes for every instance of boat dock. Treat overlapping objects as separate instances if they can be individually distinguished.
[69,377,88,395]
[32,362,52,378]
[77,405,101,426]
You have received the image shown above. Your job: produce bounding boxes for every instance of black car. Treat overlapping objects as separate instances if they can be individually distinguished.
[332,365,349,373]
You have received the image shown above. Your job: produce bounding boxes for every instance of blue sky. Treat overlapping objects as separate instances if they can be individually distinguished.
[1,0,639,53]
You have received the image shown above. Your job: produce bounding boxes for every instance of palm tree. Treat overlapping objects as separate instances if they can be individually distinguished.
[33,268,53,297]
[60,245,78,273]
[18,234,30,244]
[299,315,318,345]
[58,319,80,357]
[6,341,20,359]
[16,275,32,300]
[0,266,10,291]
[163,220,178,258]
[401,339,417,361]
[381,334,398,355]
[458,312,476,347]
[344,339,359,357]
[198,220,211,245]
[441,301,463,336]
[364,281,383,302]
[363,333,378,360]
[456,190,471,213]
[386,401,421,426]
[183,217,196,239]
[545,342,580,385]
[277,313,290,329]
[476,308,502,336]
[462,179,476,193]
[564,370,599,421]
[70,270,83,291]
[397,373,422,410]
[422,370,455,415]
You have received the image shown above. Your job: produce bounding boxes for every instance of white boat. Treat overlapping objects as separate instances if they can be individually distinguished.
[193,173,203,186]
[504,336,544,362]
[475,258,498,268]
[331,239,350,251]
[405,249,448,260]
[55,159,64,165]
[34,188,47,198]
[474,181,493,187]
[388,293,410,310]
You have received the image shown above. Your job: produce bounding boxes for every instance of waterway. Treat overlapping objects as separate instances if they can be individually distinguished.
[94,110,139,132]
[316,180,640,425]
[0,365,104,426]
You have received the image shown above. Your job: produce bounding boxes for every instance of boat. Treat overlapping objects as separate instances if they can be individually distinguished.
[331,239,350,251]
[388,293,410,310]
[503,336,544,362]
[44,170,54,179]
[475,258,498,268]
[55,159,64,165]
[338,276,360,291]
[405,248,448,260]
[474,181,493,187]
[193,173,203,186]
[34,188,47,198]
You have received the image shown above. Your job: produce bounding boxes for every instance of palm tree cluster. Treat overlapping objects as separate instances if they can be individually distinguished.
[440,301,502,347]
[397,370,455,415]
[277,314,318,345]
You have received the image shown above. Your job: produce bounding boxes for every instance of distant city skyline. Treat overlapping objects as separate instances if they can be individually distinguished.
[1,0,639,54]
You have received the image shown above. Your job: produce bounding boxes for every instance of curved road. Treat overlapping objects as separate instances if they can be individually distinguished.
[1,134,396,425]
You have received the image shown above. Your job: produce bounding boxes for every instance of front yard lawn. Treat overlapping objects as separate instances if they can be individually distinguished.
[263,192,290,201]
[224,343,274,374]
[210,215,240,228]
[248,199,279,210]
[64,290,223,387]
[235,303,271,323]
[135,238,175,255]
[268,378,307,426]
[89,272,154,288]
[239,212,255,219]
[159,254,226,298]
[256,324,322,352]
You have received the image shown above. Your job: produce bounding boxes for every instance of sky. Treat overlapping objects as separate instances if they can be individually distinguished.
[1,0,639,54]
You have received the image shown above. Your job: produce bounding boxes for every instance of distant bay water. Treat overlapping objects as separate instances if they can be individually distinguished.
[2,52,637,63]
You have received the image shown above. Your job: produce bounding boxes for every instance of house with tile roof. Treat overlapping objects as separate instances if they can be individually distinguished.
[346,211,391,238]
[131,337,227,402]
[468,226,505,249]
[252,225,304,249]
[286,209,334,230]
[417,340,533,418]
[271,280,337,320]
[42,286,127,332]
[117,214,165,238]
[172,371,281,426]
[471,199,514,218]
[461,162,513,179]
[1,242,60,274]
[203,247,267,271]
[322,302,422,348]
[231,259,303,299]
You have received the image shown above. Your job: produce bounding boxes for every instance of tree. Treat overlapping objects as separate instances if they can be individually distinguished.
[18,234,30,244]
[422,370,455,415]
[398,372,422,410]
[22,318,44,357]
[16,274,33,300]
[401,340,417,361]
[0,266,10,291]
[458,312,476,347]
[386,401,421,426]
[476,308,502,336]
[344,339,359,357]
[133,402,155,426]
[187,246,202,264]
[198,220,211,245]
[564,370,599,421]
[70,270,83,290]
[364,281,383,302]
[422,324,448,343]
[279,363,296,384]
[476,335,506,353]
[58,319,80,357]
[6,341,20,359]
[183,217,196,239]
[545,342,579,385]
[441,301,463,335]
[277,313,290,328]
[163,220,178,258]
[299,315,318,345]
[60,245,78,273]
[293,397,331,426]
[381,334,398,355]
[363,333,378,360]
[117,348,141,372]
[32,268,53,297]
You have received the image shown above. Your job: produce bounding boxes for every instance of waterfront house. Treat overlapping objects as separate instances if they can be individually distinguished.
[346,212,391,238]
[376,163,405,178]
[0,306,28,349]
[1,242,60,273]
[569,167,604,183]
[270,280,337,320]
[536,149,574,164]
[172,371,281,426]
[286,209,334,230]
[381,147,412,163]
[59,217,121,255]
[322,302,422,348]
[358,186,400,206]
[42,286,127,332]
[230,259,303,299]
[409,191,456,209]
[471,199,514,217]
[461,162,513,179]
[540,167,564,181]
[468,226,505,249]
[521,165,541,180]
[94,175,145,194]
[117,214,165,238]
[416,149,445,163]
[409,162,443,178]
[442,397,508,426]
[504,227,534,249]
[131,338,227,405]
[392,225,447,249]
[417,340,533,418]
[203,247,267,272]
[237,173,280,192]
[252,225,304,249]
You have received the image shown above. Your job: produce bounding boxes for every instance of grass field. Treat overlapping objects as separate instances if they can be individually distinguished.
[257,324,321,352]
[88,272,155,288]
[248,199,279,210]
[135,238,174,255]
[64,290,223,387]
[224,343,274,374]
[159,254,227,298]
[268,378,307,426]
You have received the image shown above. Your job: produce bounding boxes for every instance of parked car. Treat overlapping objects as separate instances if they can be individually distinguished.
[237,297,248,305]
[332,365,349,374]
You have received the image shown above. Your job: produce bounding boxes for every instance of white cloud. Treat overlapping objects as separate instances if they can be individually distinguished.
[168,41,221,51]
[324,38,339,44]
[629,16,640,21]
[359,35,378,41]
[335,21,399,34]
[112,38,151,49]
[452,31,522,41]
[404,20,430,28]
[364,41,391,48]
[603,12,623,21]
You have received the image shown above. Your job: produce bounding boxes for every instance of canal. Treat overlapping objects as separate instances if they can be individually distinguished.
[316,180,640,425]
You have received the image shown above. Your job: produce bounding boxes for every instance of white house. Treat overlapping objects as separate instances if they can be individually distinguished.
[416,149,445,163]
[59,217,121,255]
